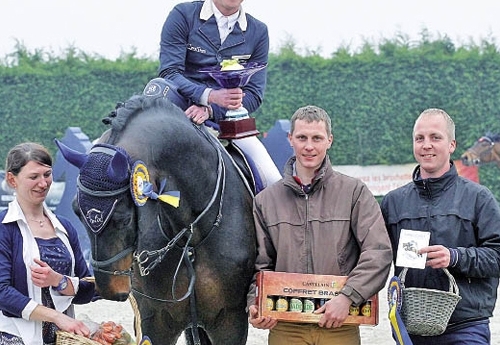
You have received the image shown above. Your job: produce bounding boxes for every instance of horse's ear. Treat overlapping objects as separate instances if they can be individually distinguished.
[54,138,88,169]
[107,150,130,183]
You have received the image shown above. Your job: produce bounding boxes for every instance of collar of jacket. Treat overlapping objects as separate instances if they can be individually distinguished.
[412,160,458,198]
[200,0,248,31]
[283,156,332,194]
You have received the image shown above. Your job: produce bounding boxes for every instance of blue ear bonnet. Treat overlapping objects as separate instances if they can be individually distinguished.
[77,144,131,234]
[79,144,130,191]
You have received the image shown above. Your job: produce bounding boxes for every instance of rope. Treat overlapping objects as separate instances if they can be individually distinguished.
[128,293,142,342]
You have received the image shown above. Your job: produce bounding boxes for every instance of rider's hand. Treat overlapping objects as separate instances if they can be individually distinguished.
[185,105,211,124]
[208,88,244,110]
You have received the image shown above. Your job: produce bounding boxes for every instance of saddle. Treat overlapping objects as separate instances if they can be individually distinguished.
[201,125,262,196]
[224,140,263,196]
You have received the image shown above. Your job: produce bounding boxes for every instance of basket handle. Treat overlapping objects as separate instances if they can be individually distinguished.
[398,267,460,295]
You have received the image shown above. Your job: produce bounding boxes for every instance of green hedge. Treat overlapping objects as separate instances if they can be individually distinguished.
[1,37,500,200]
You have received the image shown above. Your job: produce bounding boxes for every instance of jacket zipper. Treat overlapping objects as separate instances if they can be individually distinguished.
[305,193,313,273]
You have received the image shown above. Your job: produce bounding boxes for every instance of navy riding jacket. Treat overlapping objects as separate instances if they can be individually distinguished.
[158,1,269,122]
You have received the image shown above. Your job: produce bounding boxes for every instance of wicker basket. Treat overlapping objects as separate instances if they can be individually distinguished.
[56,331,100,345]
[399,267,462,336]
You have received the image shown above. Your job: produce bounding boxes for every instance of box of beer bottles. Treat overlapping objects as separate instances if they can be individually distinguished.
[256,271,378,325]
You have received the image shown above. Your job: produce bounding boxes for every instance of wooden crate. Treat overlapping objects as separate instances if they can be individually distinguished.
[256,271,378,325]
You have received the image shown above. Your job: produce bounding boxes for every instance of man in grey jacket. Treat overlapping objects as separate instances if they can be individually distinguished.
[247,105,392,345]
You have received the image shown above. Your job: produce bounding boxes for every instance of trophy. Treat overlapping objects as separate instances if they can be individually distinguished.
[199,62,267,139]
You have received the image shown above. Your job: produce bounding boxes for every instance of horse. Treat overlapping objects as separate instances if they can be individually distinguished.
[461,132,500,168]
[52,127,93,267]
[55,94,256,345]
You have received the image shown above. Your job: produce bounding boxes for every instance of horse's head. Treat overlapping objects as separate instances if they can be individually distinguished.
[55,140,136,301]
[461,133,500,167]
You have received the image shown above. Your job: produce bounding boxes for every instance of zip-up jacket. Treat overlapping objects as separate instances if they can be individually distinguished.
[248,156,392,308]
[381,161,500,327]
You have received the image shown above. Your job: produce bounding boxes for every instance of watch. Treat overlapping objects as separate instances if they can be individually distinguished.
[55,275,68,291]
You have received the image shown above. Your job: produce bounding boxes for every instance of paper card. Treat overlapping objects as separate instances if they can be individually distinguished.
[395,229,430,269]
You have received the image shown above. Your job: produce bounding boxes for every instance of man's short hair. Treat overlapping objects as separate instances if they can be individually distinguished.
[290,105,332,137]
[415,108,455,140]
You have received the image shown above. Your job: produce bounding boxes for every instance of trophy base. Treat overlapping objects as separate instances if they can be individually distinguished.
[218,117,260,140]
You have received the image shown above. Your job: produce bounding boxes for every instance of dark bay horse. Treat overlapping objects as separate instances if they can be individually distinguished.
[461,132,500,168]
[56,95,256,345]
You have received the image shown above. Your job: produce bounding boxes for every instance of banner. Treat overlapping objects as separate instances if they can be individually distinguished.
[334,163,414,196]
[334,161,479,196]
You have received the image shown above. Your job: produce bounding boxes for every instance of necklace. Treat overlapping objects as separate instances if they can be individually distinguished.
[29,218,46,227]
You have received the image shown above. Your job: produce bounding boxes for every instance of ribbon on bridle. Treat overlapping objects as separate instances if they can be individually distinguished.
[142,179,180,208]
[388,276,413,345]
[130,160,180,208]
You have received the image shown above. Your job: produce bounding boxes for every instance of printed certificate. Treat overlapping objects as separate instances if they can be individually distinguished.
[396,229,430,269]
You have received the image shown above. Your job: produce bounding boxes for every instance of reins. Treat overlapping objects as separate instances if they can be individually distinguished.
[130,124,227,345]
[132,125,227,303]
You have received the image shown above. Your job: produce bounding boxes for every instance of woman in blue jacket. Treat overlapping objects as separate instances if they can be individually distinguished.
[0,142,95,344]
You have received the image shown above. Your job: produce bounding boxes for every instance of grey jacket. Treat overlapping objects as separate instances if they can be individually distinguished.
[248,156,393,308]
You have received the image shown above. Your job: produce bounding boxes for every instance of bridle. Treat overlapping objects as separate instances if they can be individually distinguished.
[132,128,226,303]
[77,176,135,277]
[79,124,227,304]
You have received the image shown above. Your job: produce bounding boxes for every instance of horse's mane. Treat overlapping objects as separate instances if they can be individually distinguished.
[484,131,500,142]
[102,95,183,134]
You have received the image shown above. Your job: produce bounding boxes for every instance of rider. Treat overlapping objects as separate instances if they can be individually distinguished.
[144,0,282,191]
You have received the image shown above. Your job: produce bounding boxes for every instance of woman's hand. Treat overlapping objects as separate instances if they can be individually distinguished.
[30,258,61,288]
[56,314,91,337]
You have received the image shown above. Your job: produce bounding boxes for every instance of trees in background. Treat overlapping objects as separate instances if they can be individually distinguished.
[1,33,500,199]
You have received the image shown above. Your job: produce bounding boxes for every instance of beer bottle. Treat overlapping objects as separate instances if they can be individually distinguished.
[276,296,289,312]
[361,300,372,317]
[289,297,303,312]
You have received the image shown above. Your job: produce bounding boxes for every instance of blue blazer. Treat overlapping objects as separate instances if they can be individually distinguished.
[0,210,94,318]
[158,1,269,122]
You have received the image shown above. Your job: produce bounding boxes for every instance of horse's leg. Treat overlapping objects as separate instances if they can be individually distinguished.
[205,308,249,345]
[184,328,212,345]
[133,294,187,345]
[139,309,185,345]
